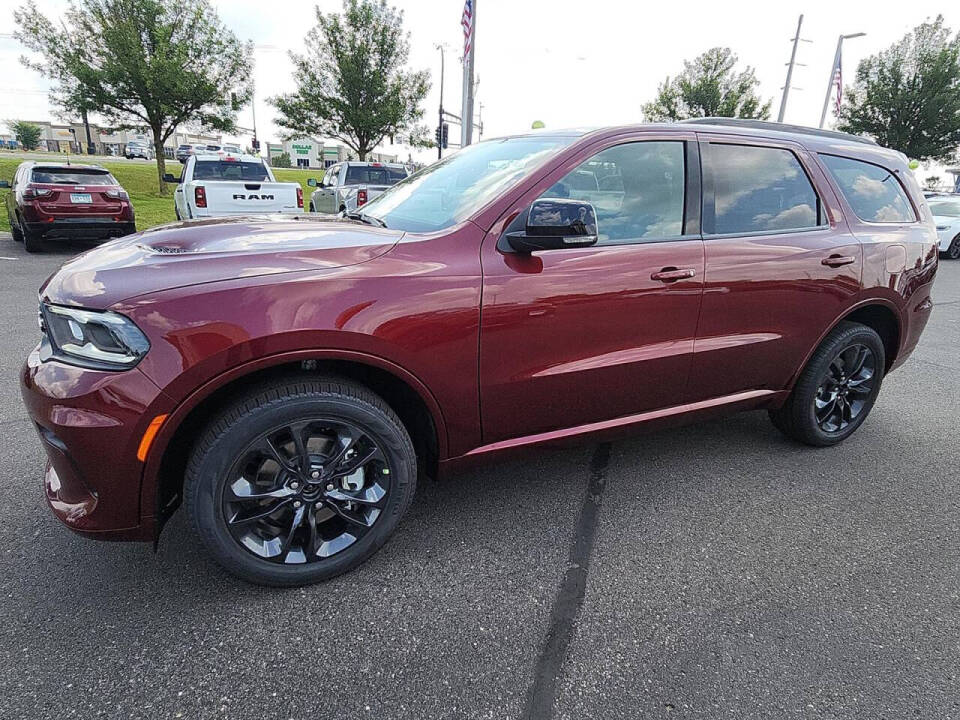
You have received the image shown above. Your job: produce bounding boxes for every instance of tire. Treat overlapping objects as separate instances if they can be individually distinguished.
[309,202,315,213]
[10,214,23,243]
[22,222,43,253]
[184,376,417,586]
[769,321,885,447]
[942,234,960,260]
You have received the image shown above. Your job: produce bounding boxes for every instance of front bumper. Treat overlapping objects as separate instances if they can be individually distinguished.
[26,218,137,241]
[21,346,171,540]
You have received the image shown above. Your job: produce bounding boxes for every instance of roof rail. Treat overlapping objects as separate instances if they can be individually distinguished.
[678,117,878,146]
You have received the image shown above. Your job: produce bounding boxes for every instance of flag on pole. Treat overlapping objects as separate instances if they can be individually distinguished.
[833,56,843,115]
[462,0,474,56]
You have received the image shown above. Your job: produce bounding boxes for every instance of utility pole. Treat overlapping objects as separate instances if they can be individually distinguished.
[460,0,476,147]
[778,14,808,123]
[436,44,446,159]
[819,32,866,128]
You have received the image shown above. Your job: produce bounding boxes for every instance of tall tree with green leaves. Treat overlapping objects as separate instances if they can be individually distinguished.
[642,47,771,122]
[838,16,960,163]
[15,0,253,193]
[271,0,430,161]
[8,120,42,150]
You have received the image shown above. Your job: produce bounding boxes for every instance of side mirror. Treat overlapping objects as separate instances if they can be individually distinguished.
[307,178,318,187]
[0,180,9,189]
[163,173,181,184]
[506,198,599,253]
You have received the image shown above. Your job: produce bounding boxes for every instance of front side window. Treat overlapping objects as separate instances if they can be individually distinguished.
[537,141,686,245]
[820,154,916,223]
[707,144,823,235]
[360,135,575,232]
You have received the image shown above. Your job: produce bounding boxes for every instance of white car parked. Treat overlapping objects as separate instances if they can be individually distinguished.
[930,196,960,259]
[166,154,303,220]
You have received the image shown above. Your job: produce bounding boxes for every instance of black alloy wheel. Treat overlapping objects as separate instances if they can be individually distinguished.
[813,343,877,433]
[222,419,391,565]
[946,235,960,260]
[185,377,417,586]
[769,321,885,447]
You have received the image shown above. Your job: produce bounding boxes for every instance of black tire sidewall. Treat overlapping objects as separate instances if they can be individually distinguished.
[186,386,415,586]
[949,235,960,260]
[795,325,885,445]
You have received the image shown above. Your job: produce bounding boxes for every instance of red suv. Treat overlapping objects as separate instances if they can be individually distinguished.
[2,162,136,252]
[21,120,938,586]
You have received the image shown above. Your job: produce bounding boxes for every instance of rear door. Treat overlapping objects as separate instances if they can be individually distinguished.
[686,134,861,402]
[480,134,705,443]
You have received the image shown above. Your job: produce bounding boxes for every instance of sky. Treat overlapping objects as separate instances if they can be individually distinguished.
[2,0,958,176]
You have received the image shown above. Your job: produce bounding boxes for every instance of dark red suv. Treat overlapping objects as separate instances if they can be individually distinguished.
[21,120,939,585]
[2,162,136,252]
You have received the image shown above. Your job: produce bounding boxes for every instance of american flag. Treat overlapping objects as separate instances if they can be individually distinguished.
[833,57,843,115]
[462,0,474,57]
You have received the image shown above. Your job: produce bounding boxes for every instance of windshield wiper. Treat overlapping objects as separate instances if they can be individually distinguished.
[345,211,387,229]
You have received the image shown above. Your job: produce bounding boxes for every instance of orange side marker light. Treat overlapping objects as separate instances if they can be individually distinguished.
[137,414,169,462]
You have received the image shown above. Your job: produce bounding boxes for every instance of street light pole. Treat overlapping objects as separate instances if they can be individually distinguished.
[819,32,865,128]
[436,44,445,160]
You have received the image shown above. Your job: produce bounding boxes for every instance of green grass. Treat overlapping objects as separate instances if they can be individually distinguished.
[0,155,322,234]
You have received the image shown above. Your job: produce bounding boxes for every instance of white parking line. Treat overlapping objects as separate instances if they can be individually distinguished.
[0,256,18,261]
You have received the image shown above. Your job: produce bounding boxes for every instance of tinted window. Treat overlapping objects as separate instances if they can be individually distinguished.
[820,155,916,223]
[708,144,821,235]
[30,168,118,185]
[344,166,408,185]
[538,141,685,244]
[192,161,269,181]
[930,200,960,218]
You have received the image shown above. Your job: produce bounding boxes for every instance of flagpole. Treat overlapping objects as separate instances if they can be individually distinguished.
[461,0,476,147]
[819,32,865,128]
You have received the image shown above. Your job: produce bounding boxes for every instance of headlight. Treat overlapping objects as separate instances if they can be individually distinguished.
[40,303,150,370]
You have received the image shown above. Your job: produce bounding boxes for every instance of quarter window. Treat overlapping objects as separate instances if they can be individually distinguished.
[820,154,916,223]
[707,144,823,235]
[538,141,686,245]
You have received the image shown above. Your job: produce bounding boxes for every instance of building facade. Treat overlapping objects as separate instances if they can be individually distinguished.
[267,137,398,169]
[16,120,221,158]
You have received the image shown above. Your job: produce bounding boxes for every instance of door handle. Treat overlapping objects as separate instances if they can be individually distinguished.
[651,267,697,282]
[822,255,856,268]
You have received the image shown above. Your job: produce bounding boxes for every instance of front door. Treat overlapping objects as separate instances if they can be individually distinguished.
[686,136,862,401]
[480,137,705,444]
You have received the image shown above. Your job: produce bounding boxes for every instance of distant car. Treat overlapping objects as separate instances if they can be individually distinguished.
[221,144,242,155]
[930,196,960,259]
[124,140,153,160]
[167,153,302,219]
[1,161,135,252]
[176,143,208,164]
[205,144,222,153]
[307,161,409,214]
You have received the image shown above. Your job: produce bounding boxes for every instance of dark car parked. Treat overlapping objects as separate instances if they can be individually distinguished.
[2,162,136,252]
[21,120,938,586]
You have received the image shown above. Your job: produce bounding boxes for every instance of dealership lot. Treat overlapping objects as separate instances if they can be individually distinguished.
[1,234,958,719]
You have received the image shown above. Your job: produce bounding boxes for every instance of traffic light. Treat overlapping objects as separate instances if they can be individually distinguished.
[441,122,449,149]
[435,125,442,147]
[251,138,260,151]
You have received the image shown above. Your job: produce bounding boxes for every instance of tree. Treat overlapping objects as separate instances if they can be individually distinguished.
[271,0,430,161]
[15,0,253,193]
[838,16,960,163]
[925,174,942,189]
[8,120,42,150]
[642,47,771,122]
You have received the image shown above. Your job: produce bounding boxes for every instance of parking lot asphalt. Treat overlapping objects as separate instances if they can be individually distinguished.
[1,232,958,719]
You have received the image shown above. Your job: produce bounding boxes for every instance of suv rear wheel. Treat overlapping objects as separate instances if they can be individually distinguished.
[22,220,43,253]
[769,321,885,446]
[184,376,417,586]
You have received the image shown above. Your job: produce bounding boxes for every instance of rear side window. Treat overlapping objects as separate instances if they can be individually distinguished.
[192,161,269,181]
[706,144,823,235]
[820,154,916,223]
[30,168,117,185]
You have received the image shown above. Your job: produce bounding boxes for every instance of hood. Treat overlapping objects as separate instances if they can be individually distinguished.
[932,214,960,226]
[41,215,402,309]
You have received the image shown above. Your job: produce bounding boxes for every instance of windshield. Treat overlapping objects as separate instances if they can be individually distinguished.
[193,160,269,181]
[361,136,576,232]
[344,165,408,185]
[930,200,960,217]
[31,168,118,185]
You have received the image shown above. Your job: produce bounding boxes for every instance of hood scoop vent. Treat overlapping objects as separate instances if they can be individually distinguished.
[141,244,192,255]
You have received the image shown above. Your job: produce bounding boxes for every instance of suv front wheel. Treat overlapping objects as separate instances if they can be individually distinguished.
[769,321,885,446]
[185,376,417,586]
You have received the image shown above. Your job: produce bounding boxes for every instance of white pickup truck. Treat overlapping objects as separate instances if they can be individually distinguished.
[167,154,303,220]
